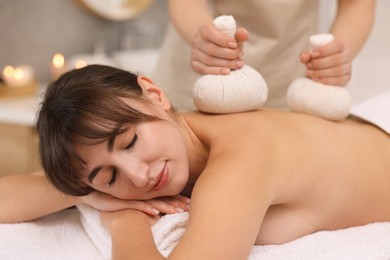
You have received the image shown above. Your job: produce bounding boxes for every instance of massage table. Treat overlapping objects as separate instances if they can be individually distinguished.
[1,91,389,260]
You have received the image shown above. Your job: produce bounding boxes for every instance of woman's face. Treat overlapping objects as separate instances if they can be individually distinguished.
[76,118,190,200]
[76,77,190,200]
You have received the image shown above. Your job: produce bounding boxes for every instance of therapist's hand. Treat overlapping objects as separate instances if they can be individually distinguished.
[191,23,249,75]
[300,38,352,86]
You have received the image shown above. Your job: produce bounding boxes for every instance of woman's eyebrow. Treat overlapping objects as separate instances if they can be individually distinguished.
[88,166,102,184]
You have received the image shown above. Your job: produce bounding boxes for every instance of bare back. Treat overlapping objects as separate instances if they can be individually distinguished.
[184,109,390,245]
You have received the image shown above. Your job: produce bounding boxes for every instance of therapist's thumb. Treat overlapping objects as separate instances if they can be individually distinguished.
[235,28,249,50]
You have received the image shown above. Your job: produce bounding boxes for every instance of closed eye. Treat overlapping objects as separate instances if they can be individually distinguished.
[109,168,117,186]
[125,133,138,150]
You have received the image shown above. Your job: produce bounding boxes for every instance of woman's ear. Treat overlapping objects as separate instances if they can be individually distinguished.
[137,76,171,110]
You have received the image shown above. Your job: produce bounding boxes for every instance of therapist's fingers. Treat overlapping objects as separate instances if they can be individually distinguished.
[310,38,346,60]
[307,62,351,77]
[235,27,249,51]
[195,24,240,58]
[306,51,351,86]
[198,23,237,48]
[307,62,351,86]
[190,23,244,74]
[192,38,241,60]
[307,52,349,70]
[191,51,244,75]
[300,51,311,64]
[310,74,351,86]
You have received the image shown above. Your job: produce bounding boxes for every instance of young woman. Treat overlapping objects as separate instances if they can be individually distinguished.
[1,65,389,259]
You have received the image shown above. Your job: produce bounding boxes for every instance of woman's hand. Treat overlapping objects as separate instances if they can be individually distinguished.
[191,23,248,75]
[300,38,352,86]
[80,191,190,216]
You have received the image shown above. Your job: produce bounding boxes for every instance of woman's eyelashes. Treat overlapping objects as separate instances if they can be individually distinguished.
[109,168,117,186]
[125,133,138,150]
[107,133,137,186]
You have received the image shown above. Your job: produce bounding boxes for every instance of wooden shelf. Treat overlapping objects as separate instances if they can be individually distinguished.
[0,123,41,176]
[0,82,38,99]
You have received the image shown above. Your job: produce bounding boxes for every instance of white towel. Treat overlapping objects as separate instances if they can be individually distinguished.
[0,208,103,260]
[248,222,390,260]
[77,204,188,259]
[77,205,390,259]
[350,90,390,134]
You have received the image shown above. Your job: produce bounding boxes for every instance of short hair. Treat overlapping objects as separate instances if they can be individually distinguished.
[37,65,159,196]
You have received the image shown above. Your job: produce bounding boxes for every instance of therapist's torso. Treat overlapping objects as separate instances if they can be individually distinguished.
[153,0,320,111]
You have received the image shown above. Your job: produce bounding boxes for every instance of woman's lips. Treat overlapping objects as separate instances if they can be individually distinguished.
[151,162,168,191]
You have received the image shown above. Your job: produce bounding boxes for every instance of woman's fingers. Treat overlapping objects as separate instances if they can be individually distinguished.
[82,192,162,215]
[146,195,191,214]
[82,192,191,216]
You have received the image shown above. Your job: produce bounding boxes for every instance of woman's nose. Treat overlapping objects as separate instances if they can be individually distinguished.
[117,158,149,187]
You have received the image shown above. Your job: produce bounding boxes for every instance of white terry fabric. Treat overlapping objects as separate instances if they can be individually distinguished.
[77,204,188,259]
[0,208,103,260]
[248,222,390,260]
[77,205,390,259]
[1,204,389,259]
[350,91,390,134]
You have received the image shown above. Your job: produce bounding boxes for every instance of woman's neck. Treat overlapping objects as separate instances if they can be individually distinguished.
[175,113,208,186]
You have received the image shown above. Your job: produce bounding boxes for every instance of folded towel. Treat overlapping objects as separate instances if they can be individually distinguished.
[77,204,188,259]
[77,205,390,259]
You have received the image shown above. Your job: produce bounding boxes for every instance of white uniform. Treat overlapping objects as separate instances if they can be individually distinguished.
[153,0,320,111]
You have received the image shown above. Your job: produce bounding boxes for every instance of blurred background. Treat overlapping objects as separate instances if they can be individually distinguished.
[0,0,389,175]
[0,0,168,81]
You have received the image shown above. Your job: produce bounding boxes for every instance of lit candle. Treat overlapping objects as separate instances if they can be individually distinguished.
[2,65,35,87]
[51,53,66,79]
[75,59,87,69]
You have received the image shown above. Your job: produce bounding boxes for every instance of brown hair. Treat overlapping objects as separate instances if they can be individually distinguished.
[37,65,159,196]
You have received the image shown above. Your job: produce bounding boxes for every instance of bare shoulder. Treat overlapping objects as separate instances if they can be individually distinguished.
[185,109,390,203]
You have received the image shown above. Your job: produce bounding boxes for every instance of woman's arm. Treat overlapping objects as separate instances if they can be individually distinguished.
[0,171,190,223]
[105,149,277,259]
[0,171,78,223]
[103,209,164,260]
[169,154,274,259]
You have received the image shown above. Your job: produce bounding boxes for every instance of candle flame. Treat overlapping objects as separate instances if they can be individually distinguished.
[52,53,65,68]
[75,60,87,69]
[3,65,15,78]
[13,68,25,80]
